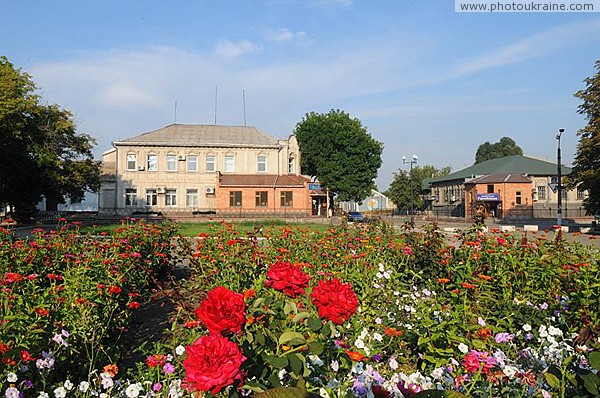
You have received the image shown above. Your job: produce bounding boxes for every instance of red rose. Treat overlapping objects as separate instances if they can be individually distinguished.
[195,286,246,334]
[265,261,310,297]
[183,334,246,394]
[311,278,358,325]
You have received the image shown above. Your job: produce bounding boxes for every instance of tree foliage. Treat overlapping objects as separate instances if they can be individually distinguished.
[570,60,600,215]
[385,165,451,212]
[293,109,383,202]
[474,137,523,164]
[0,56,100,217]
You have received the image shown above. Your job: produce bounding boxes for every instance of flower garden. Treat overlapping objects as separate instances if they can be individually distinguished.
[1,218,599,397]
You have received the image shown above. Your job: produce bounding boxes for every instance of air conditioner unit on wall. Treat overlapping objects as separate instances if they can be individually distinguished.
[178,155,185,161]
[205,187,215,195]
[156,187,166,194]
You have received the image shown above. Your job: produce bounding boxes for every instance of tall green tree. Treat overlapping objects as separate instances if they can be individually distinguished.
[0,56,100,217]
[293,109,383,202]
[385,165,451,212]
[475,137,523,163]
[570,60,600,215]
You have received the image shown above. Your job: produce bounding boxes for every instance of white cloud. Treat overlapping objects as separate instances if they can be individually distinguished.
[449,18,600,79]
[98,83,160,108]
[265,28,308,43]
[213,39,260,58]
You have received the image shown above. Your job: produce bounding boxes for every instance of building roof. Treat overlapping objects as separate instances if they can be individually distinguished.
[430,155,571,184]
[465,173,531,185]
[114,124,281,148]
[219,174,310,188]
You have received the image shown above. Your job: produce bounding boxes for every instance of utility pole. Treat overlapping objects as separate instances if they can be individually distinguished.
[403,154,418,224]
[556,128,564,226]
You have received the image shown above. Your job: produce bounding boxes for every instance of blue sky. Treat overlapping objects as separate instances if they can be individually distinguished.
[2,0,599,190]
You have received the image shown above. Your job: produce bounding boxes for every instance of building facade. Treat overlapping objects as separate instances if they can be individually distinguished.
[428,155,587,220]
[99,124,308,216]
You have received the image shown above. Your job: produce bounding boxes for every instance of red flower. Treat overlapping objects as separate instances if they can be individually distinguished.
[146,354,167,368]
[311,278,358,325]
[3,273,23,284]
[20,350,34,361]
[195,286,246,334]
[108,285,122,295]
[461,282,475,290]
[462,351,481,373]
[128,301,140,309]
[183,334,246,394]
[264,261,310,297]
[34,307,49,316]
[345,350,367,362]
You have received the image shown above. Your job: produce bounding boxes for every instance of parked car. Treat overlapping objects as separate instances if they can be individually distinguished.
[347,211,366,223]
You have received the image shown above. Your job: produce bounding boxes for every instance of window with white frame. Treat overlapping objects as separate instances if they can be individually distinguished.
[537,185,546,200]
[224,155,235,172]
[146,189,157,206]
[206,155,215,172]
[187,154,198,172]
[147,154,158,171]
[186,189,199,207]
[125,188,137,206]
[577,187,586,200]
[165,189,177,206]
[166,153,177,171]
[126,153,137,171]
[257,155,267,172]
[288,156,296,174]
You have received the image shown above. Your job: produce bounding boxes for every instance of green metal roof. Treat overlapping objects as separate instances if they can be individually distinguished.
[429,155,571,184]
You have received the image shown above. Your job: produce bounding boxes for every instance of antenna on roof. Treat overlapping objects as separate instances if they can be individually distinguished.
[243,89,247,126]
[214,86,218,125]
[174,101,177,124]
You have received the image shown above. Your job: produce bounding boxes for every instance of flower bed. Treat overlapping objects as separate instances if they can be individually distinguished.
[2,221,600,397]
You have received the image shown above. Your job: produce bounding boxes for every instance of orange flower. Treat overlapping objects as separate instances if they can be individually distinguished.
[474,327,492,340]
[34,307,49,316]
[461,282,476,289]
[243,289,256,300]
[477,274,492,281]
[383,327,404,337]
[345,350,367,361]
[103,364,119,378]
[437,278,451,284]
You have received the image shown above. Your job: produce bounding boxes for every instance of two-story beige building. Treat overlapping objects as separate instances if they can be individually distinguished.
[99,124,306,215]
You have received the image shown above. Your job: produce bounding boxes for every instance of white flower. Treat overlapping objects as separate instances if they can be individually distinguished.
[175,345,186,356]
[352,362,364,374]
[7,373,17,383]
[383,271,391,279]
[548,326,563,337]
[64,380,73,391]
[100,394,109,398]
[308,354,324,366]
[503,365,518,378]
[38,393,49,398]
[373,332,383,342]
[125,383,143,398]
[53,386,66,398]
[355,338,365,349]
[5,387,19,398]
[376,272,383,279]
[278,368,288,381]
[375,317,382,324]
[78,381,90,393]
[389,357,399,370]
[539,325,548,338]
[458,343,469,354]
[319,387,330,398]
[331,360,339,371]
[430,367,445,380]
[378,263,385,272]
[523,324,532,332]
[478,317,486,326]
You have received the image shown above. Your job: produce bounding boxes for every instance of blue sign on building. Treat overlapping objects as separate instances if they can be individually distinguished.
[308,183,323,191]
[476,193,500,201]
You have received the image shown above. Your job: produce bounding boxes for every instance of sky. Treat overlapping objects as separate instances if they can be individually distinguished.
[2,0,599,190]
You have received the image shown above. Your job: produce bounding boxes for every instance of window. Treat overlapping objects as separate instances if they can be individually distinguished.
[487,185,494,194]
[145,189,156,206]
[147,154,158,171]
[288,156,296,174]
[257,155,267,172]
[561,190,568,199]
[229,191,242,207]
[125,188,137,206]
[126,153,137,171]
[187,155,198,172]
[577,187,586,200]
[280,191,293,207]
[224,155,235,172]
[537,185,546,200]
[206,155,215,172]
[166,154,177,171]
[516,191,522,205]
[165,189,177,206]
[255,191,268,207]
[186,189,199,207]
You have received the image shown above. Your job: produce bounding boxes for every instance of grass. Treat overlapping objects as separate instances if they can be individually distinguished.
[84,219,334,237]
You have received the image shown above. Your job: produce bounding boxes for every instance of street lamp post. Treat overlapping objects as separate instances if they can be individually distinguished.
[402,154,418,222]
[556,128,564,227]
